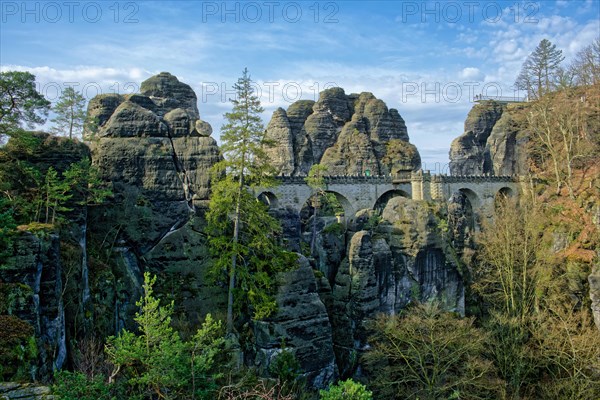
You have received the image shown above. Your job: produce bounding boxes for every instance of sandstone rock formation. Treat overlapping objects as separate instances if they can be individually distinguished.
[486,105,528,176]
[84,72,225,332]
[254,256,337,388]
[323,197,464,377]
[449,101,527,176]
[85,71,220,224]
[0,382,54,399]
[263,88,419,176]
[0,233,66,382]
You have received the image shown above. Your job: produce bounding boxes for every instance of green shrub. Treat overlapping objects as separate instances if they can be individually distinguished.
[269,346,302,384]
[0,315,36,381]
[52,371,115,400]
[319,379,372,400]
[322,222,344,235]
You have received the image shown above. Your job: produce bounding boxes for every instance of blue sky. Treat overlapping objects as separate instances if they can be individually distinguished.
[1,0,598,171]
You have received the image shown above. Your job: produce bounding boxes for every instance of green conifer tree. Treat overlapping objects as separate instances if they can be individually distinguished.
[51,86,86,139]
[206,68,294,333]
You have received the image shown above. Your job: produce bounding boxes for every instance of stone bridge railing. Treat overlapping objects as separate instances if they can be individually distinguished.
[436,175,518,183]
[275,173,519,185]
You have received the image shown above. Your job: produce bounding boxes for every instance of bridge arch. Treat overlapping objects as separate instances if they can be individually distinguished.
[496,186,514,200]
[257,191,279,208]
[324,190,354,218]
[374,189,410,212]
[299,190,355,221]
[494,186,515,210]
[457,188,481,209]
[449,188,479,232]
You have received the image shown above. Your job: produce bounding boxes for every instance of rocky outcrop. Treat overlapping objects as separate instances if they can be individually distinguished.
[329,198,464,377]
[449,101,504,175]
[254,256,337,388]
[376,197,463,311]
[331,231,379,376]
[263,88,419,176]
[0,382,54,399]
[140,72,200,119]
[486,106,528,176]
[86,71,220,228]
[0,233,66,382]
[449,101,527,176]
[84,72,224,335]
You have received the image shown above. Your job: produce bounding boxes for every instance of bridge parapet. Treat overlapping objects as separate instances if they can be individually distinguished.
[438,175,518,183]
[275,175,395,185]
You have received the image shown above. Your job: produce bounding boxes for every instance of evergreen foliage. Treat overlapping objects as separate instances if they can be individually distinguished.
[105,272,225,399]
[51,87,87,139]
[305,164,329,256]
[319,379,372,400]
[0,71,50,137]
[515,39,565,99]
[206,68,295,332]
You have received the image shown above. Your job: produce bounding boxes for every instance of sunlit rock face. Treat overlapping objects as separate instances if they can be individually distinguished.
[321,197,464,377]
[449,100,527,176]
[263,88,420,176]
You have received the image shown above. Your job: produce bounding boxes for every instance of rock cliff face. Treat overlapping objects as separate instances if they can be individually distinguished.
[1,233,66,382]
[254,256,337,388]
[264,88,420,176]
[1,75,478,388]
[449,101,527,176]
[84,72,225,333]
[330,198,464,376]
[288,196,465,378]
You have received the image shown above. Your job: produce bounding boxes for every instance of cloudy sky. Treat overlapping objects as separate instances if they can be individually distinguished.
[1,0,598,171]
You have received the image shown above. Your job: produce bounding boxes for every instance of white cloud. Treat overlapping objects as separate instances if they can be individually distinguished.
[0,65,154,101]
[459,67,484,80]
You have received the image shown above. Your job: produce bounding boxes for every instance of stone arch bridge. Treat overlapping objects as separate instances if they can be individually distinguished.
[257,171,523,220]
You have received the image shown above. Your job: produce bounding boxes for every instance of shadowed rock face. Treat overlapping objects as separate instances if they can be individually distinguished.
[449,101,527,176]
[1,233,66,383]
[254,256,337,389]
[83,73,225,341]
[263,88,420,176]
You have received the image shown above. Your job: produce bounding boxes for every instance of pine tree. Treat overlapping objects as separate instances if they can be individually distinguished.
[515,39,565,99]
[0,71,50,138]
[43,167,72,224]
[51,87,86,139]
[105,272,224,399]
[206,68,294,333]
